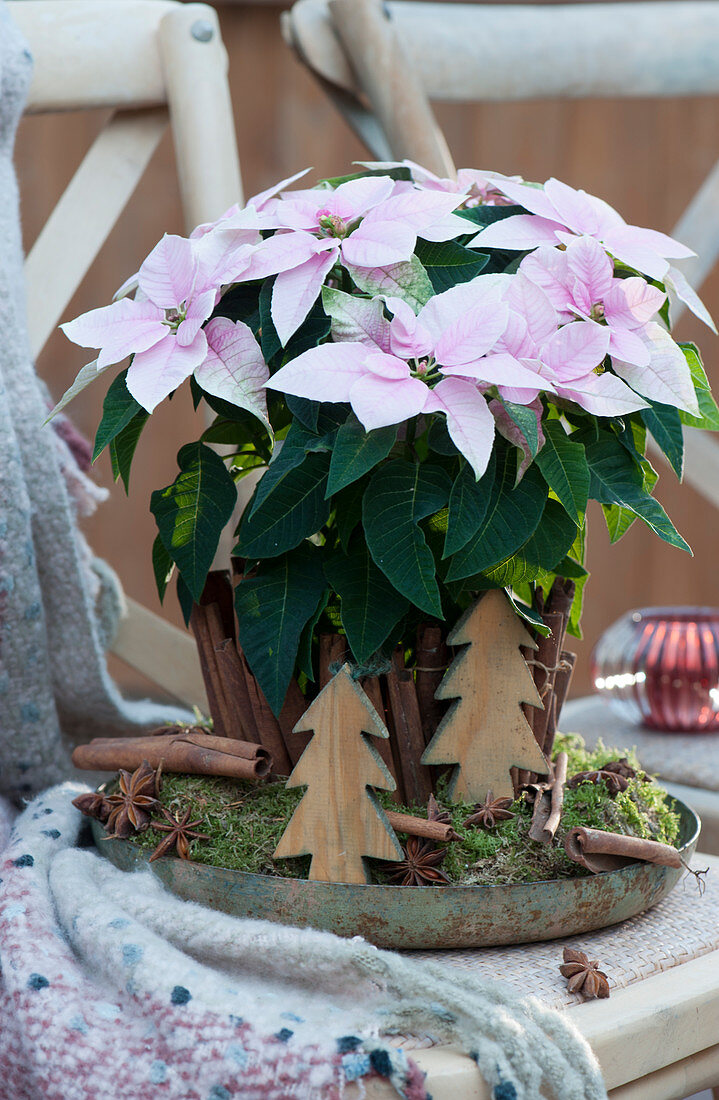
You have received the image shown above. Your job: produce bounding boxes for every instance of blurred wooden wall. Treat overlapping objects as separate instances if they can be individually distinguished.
[15,1,719,700]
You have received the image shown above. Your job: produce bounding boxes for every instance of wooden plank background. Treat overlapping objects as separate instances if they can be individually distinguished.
[15,0,719,702]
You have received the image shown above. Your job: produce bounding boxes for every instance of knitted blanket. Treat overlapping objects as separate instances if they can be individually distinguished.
[0,3,188,805]
[0,785,607,1100]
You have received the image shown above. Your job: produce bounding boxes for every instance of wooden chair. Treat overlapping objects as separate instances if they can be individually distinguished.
[285,4,719,1098]
[11,0,247,714]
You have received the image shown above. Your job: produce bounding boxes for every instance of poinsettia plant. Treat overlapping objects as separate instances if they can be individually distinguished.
[58,162,719,716]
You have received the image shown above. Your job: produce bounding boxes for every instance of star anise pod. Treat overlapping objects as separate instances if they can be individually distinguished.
[426,794,461,840]
[567,768,629,796]
[105,761,159,839]
[72,792,112,824]
[464,790,516,829]
[383,836,451,887]
[426,793,452,826]
[149,806,209,862]
[559,947,610,999]
[603,758,639,780]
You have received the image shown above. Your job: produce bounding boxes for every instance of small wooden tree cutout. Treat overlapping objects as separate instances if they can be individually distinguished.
[421,589,548,802]
[274,664,403,884]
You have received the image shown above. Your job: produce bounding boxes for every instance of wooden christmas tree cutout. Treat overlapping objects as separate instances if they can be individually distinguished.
[421,589,548,802]
[274,664,403,884]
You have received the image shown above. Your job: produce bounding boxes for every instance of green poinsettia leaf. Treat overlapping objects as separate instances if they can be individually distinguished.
[585,433,690,552]
[212,282,261,329]
[601,502,637,543]
[92,369,144,463]
[237,450,332,559]
[506,592,552,637]
[152,534,174,604]
[334,478,366,553]
[235,542,328,715]
[324,542,409,664]
[444,454,495,558]
[285,395,320,432]
[176,572,195,627]
[109,407,149,492]
[445,448,546,581]
[414,238,489,293]
[296,586,331,682]
[535,419,590,523]
[150,442,237,602]
[455,204,524,228]
[480,498,579,588]
[259,279,282,364]
[326,416,397,497]
[363,460,451,618]
[678,342,719,430]
[498,399,541,460]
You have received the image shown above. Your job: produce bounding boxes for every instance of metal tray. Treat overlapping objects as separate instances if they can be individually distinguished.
[91,799,700,949]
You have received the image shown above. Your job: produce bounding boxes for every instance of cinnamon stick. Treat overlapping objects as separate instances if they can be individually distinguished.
[564,827,682,874]
[278,678,311,766]
[527,610,565,745]
[318,633,347,687]
[200,570,236,641]
[237,648,293,776]
[72,733,272,780]
[528,751,568,844]
[544,651,576,755]
[214,638,259,743]
[358,676,401,802]
[414,623,448,746]
[385,647,433,806]
[528,784,551,842]
[190,602,230,737]
[546,577,575,625]
[542,751,568,843]
[385,810,458,843]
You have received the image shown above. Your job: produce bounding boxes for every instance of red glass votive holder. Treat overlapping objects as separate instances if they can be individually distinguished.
[591,607,719,732]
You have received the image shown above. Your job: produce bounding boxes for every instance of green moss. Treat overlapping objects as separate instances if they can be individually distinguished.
[128,773,307,878]
[121,732,681,885]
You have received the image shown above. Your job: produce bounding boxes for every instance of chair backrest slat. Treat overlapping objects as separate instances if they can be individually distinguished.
[13,0,176,114]
[24,109,167,360]
[294,0,719,103]
[672,160,719,295]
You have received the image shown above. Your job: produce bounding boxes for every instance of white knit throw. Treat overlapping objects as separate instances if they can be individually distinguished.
[0,784,607,1100]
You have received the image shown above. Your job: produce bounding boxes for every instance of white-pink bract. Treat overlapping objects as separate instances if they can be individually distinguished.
[358,160,521,207]
[519,237,699,414]
[62,234,269,419]
[214,175,470,344]
[59,165,711,462]
[491,272,646,417]
[267,276,557,479]
[470,175,698,288]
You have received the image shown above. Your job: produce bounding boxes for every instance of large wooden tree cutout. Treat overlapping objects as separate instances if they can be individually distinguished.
[421,589,548,802]
[274,664,403,884]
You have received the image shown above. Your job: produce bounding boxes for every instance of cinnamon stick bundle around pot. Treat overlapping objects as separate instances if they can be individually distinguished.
[564,827,682,873]
[72,732,272,781]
